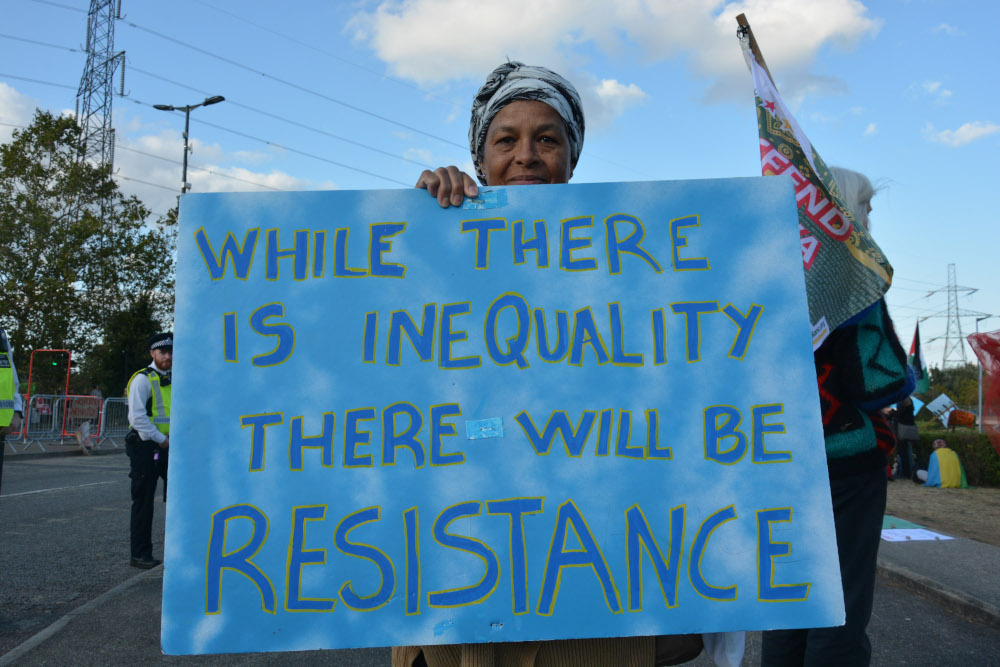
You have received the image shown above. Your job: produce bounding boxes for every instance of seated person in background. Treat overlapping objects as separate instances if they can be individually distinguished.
[917,438,967,488]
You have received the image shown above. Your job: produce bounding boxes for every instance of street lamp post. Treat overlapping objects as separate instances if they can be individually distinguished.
[975,315,993,434]
[153,95,225,193]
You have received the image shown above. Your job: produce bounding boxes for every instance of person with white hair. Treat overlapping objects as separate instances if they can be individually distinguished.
[828,166,877,231]
[761,168,914,666]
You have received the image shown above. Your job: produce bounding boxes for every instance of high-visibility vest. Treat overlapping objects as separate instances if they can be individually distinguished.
[127,367,171,436]
[0,344,14,428]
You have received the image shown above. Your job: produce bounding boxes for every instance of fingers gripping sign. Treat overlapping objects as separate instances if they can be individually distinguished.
[415,166,478,208]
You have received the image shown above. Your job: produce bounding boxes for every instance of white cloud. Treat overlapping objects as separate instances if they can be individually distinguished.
[587,79,647,130]
[911,80,952,104]
[934,23,962,36]
[0,83,39,143]
[113,127,326,215]
[864,122,876,136]
[190,165,319,193]
[233,150,269,165]
[350,0,881,113]
[923,121,1000,147]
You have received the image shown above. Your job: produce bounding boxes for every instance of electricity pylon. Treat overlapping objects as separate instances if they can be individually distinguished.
[75,0,124,168]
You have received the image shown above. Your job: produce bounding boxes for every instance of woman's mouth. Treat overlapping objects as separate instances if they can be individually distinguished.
[507,175,547,184]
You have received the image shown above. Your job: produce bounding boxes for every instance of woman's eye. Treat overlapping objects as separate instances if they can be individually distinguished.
[539,135,558,144]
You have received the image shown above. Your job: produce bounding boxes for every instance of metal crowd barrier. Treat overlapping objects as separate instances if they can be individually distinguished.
[4,395,132,453]
[63,395,103,447]
[3,393,140,454]
[22,394,63,451]
[97,397,130,448]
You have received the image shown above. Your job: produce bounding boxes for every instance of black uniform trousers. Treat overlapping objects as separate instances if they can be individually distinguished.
[126,437,168,559]
[0,432,6,497]
[762,447,887,666]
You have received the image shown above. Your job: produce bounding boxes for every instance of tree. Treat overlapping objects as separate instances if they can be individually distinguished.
[0,110,176,380]
[83,293,163,396]
[926,363,979,408]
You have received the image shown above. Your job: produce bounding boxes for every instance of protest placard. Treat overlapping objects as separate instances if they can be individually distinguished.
[163,177,843,654]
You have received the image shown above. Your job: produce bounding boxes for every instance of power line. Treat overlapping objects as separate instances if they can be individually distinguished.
[28,0,84,13]
[125,97,409,186]
[0,72,76,90]
[894,276,948,289]
[127,65,435,169]
[116,17,655,179]
[0,32,438,173]
[26,0,465,151]
[183,4,655,179]
[1,120,287,193]
[1,85,410,187]
[116,173,177,192]
[2,18,656,179]
[116,18,468,151]
[115,144,285,191]
[192,0,466,112]
[888,285,939,294]
[0,32,82,53]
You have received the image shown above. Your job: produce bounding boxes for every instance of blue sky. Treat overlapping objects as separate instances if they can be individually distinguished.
[2,0,997,373]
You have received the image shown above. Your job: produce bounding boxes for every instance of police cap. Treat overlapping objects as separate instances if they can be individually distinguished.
[148,332,173,351]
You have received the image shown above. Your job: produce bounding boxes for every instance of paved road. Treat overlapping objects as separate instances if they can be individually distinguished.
[0,453,158,655]
[3,453,1000,665]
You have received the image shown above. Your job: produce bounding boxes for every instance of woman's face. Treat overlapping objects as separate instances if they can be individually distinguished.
[482,100,573,186]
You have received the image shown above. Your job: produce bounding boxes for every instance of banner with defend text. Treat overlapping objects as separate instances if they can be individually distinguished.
[164,178,843,654]
[739,30,893,348]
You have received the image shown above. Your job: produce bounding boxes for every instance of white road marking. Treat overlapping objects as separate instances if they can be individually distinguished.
[1,481,119,498]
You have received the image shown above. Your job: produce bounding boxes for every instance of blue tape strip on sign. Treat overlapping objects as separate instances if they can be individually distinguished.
[461,189,508,210]
[465,417,504,440]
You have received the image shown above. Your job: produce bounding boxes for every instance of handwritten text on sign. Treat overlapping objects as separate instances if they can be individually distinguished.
[163,178,843,655]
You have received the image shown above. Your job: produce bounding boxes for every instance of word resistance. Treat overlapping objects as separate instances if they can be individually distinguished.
[205,498,810,617]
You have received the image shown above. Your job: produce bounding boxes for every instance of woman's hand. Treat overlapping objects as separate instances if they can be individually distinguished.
[415,166,478,208]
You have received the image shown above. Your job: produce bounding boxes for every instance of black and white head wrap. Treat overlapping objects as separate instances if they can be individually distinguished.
[469,61,585,185]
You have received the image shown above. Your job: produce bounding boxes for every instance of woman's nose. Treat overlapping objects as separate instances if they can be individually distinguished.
[514,139,539,165]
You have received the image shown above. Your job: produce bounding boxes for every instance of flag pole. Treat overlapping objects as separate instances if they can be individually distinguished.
[736,14,774,82]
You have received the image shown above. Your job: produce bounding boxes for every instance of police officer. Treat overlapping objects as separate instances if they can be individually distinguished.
[126,332,172,569]
[0,324,24,496]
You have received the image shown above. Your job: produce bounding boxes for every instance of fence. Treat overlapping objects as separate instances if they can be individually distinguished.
[4,395,131,453]
[23,394,63,449]
[64,395,103,445]
[99,398,130,447]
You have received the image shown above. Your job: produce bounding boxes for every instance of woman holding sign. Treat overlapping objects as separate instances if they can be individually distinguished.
[401,62,721,667]
[415,61,582,207]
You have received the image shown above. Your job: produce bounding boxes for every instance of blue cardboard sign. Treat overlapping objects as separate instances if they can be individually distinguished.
[163,177,843,654]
